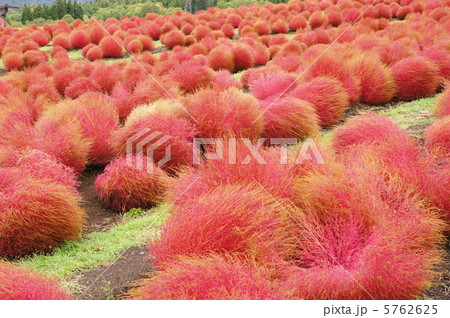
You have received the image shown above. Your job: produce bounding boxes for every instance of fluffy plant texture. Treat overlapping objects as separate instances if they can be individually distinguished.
[250,72,298,101]
[232,45,255,73]
[0,262,72,300]
[162,30,186,48]
[53,69,80,96]
[99,36,124,58]
[86,46,103,61]
[34,113,92,172]
[70,30,90,49]
[129,255,283,300]
[50,93,119,165]
[183,88,264,140]
[331,113,415,154]
[260,97,320,141]
[95,155,169,213]
[125,99,187,126]
[0,99,36,149]
[64,77,100,99]
[112,113,196,174]
[286,163,444,299]
[167,143,296,205]
[171,62,213,94]
[419,47,450,83]
[434,86,450,118]
[350,52,397,105]
[391,56,440,101]
[0,170,85,257]
[150,184,294,268]
[207,46,234,72]
[290,77,350,128]
[0,146,78,191]
[211,70,242,91]
[52,35,71,50]
[2,53,24,71]
[302,51,361,104]
[90,63,122,94]
[424,117,450,156]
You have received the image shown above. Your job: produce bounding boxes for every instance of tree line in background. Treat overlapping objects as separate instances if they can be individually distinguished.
[21,0,84,24]
[18,0,289,26]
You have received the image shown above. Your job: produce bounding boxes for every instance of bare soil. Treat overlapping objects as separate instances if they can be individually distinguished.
[77,166,122,235]
[73,246,150,300]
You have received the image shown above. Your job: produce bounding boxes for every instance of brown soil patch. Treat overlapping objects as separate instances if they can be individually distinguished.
[73,246,150,300]
[77,166,122,235]
[427,245,450,300]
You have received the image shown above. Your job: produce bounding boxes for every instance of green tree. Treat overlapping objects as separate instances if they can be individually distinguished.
[42,4,50,20]
[21,5,33,24]
[67,0,74,16]
[34,4,44,19]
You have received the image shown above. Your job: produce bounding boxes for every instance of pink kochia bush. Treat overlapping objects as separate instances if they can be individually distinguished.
[129,255,283,300]
[0,262,72,300]
[260,97,320,140]
[150,184,292,269]
[434,86,450,118]
[95,155,170,213]
[424,117,450,156]
[288,157,444,299]
[391,56,440,100]
[0,169,85,257]
[183,88,264,140]
[112,113,196,174]
[290,77,350,128]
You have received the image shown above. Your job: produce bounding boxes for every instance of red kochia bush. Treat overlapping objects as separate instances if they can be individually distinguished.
[350,52,397,105]
[64,77,100,99]
[112,113,196,174]
[207,46,234,72]
[150,185,292,268]
[129,255,283,300]
[424,117,450,156]
[2,53,23,71]
[70,30,90,49]
[52,34,71,50]
[260,97,320,141]
[392,56,440,101]
[290,77,350,128]
[0,147,78,191]
[0,262,72,300]
[331,113,415,154]
[34,113,92,172]
[161,30,186,48]
[171,62,213,94]
[249,72,298,101]
[99,36,124,58]
[232,44,255,73]
[0,170,85,257]
[302,51,361,104]
[183,88,263,140]
[419,47,450,83]
[95,155,169,212]
[287,167,443,299]
[434,86,450,118]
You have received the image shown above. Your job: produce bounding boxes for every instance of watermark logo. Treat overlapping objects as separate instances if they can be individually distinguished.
[126,128,172,174]
[126,130,325,174]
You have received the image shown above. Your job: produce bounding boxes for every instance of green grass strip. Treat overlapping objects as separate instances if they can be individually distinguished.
[380,97,436,129]
[19,205,168,278]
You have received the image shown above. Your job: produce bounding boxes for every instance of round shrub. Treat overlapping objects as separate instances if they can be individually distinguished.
[0,262,72,300]
[129,255,283,300]
[99,36,124,58]
[392,56,440,101]
[0,170,85,257]
[70,30,90,49]
[95,155,169,213]
[161,30,186,48]
[424,117,450,156]
[232,44,255,73]
[290,77,350,128]
[207,46,234,72]
[183,87,263,140]
[250,72,298,101]
[261,97,320,141]
[112,113,196,174]
[434,86,450,118]
[150,185,292,268]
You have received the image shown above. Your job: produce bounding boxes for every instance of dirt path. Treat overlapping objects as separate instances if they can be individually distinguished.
[73,246,150,300]
[77,166,122,235]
